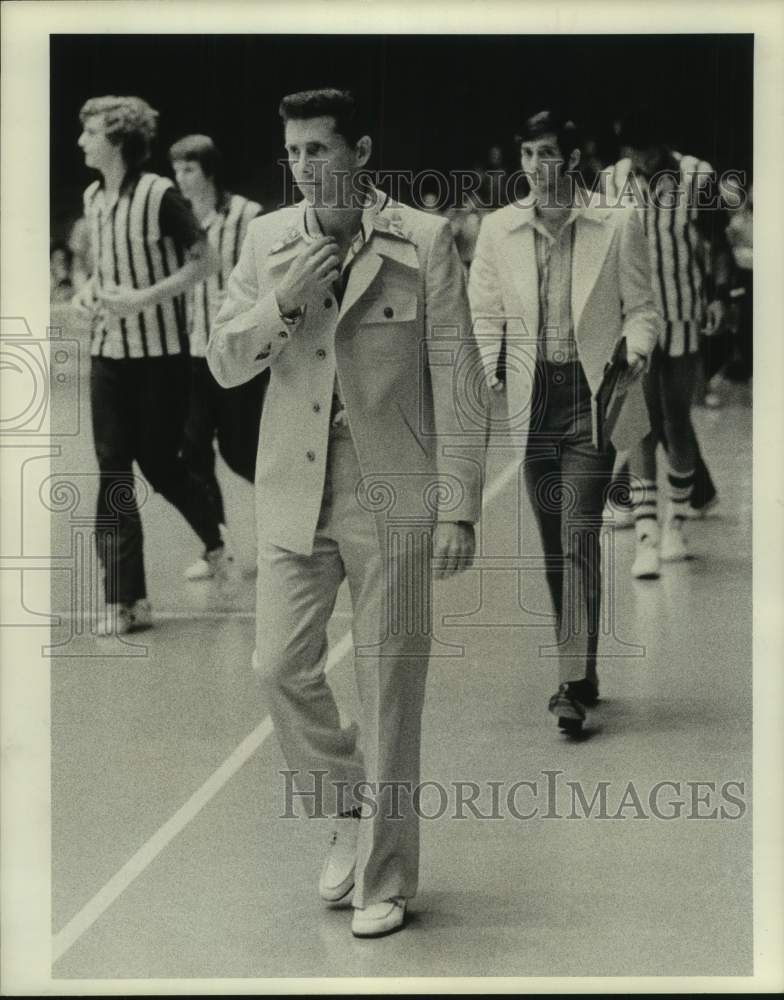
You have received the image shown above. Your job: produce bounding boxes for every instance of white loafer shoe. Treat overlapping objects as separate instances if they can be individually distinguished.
[351,897,407,938]
[318,816,360,904]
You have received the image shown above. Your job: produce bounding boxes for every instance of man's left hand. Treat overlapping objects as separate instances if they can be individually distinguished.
[96,283,152,318]
[617,349,647,393]
[432,522,475,580]
[625,349,648,381]
[704,299,726,336]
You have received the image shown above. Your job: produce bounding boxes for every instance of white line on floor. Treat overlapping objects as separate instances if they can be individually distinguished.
[52,628,354,963]
[51,458,520,963]
[56,610,354,622]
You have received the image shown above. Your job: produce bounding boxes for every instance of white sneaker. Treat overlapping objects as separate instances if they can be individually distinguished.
[351,898,407,938]
[319,816,360,904]
[632,524,661,580]
[185,526,237,582]
[184,556,213,581]
[96,599,152,636]
[661,517,690,562]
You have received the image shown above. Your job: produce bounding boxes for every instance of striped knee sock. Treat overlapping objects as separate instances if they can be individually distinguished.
[668,468,695,522]
[631,478,658,534]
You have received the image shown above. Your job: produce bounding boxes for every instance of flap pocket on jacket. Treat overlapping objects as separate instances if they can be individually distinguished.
[360,291,418,325]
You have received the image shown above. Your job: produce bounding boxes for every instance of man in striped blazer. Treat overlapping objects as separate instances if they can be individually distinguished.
[602,109,731,578]
[72,96,230,636]
[169,135,266,580]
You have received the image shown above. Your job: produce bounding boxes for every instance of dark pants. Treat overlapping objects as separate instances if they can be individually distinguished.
[615,347,717,510]
[640,347,699,475]
[90,355,222,605]
[182,356,267,525]
[726,272,753,381]
[524,361,614,685]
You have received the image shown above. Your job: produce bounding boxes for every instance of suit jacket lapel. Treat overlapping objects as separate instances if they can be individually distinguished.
[506,223,539,339]
[572,209,615,331]
[338,249,384,318]
[338,202,419,321]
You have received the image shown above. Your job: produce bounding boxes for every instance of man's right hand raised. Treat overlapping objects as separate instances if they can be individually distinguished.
[275,237,341,317]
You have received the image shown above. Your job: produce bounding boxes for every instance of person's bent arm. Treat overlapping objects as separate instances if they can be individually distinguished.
[208,229,338,388]
[619,206,662,377]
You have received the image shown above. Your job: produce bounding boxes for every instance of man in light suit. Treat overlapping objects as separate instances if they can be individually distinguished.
[469,110,660,733]
[207,89,484,938]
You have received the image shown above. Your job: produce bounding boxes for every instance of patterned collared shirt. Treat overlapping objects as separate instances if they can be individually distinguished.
[531,208,580,363]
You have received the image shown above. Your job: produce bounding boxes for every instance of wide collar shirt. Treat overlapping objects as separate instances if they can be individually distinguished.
[528,206,582,363]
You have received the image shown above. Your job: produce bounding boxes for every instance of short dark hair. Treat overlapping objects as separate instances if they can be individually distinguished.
[79,96,158,170]
[278,88,368,145]
[168,134,224,185]
[515,110,582,161]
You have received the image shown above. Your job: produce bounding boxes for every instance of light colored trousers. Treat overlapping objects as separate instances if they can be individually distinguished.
[254,422,432,908]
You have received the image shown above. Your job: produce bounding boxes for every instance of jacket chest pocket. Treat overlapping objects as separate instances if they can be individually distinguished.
[360,289,418,325]
[358,291,419,360]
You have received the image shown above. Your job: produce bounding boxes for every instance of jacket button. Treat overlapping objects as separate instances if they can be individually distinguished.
[312,402,321,413]
[383,306,394,318]
[324,297,333,308]
[306,450,316,462]
[278,330,289,339]
[316,348,326,359]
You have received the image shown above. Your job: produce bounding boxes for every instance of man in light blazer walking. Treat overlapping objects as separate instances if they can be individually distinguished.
[469,110,661,733]
[208,89,485,938]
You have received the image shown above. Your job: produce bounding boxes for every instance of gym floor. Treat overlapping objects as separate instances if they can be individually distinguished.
[49,342,752,980]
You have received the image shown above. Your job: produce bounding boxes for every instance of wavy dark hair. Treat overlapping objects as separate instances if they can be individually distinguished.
[278,88,369,145]
[514,109,583,161]
[79,96,158,170]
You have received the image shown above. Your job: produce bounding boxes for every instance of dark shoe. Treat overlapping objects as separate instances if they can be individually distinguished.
[548,679,598,731]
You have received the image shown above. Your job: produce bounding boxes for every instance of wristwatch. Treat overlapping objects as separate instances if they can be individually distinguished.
[280,304,305,325]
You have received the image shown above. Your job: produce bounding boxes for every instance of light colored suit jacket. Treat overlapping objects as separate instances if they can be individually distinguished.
[468,198,662,450]
[208,190,485,555]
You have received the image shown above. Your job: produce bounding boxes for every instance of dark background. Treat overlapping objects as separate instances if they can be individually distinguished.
[51,34,753,238]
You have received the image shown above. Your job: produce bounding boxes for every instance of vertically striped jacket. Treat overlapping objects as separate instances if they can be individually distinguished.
[189,192,262,357]
[83,172,194,359]
[600,154,712,354]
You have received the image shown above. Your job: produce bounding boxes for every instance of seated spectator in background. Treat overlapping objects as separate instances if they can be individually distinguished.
[579,136,605,190]
[169,134,265,580]
[723,178,753,382]
[67,215,92,291]
[420,190,445,215]
[50,242,75,303]
[472,143,511,211]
